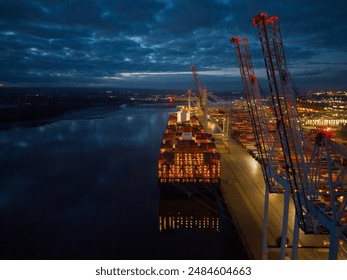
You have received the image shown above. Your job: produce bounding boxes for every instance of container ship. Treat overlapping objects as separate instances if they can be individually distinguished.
[158,107,221,192]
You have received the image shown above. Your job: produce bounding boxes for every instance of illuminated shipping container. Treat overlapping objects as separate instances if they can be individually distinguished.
[158,109,221,192]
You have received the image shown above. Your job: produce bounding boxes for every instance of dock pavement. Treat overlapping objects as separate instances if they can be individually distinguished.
[214,135,339,260]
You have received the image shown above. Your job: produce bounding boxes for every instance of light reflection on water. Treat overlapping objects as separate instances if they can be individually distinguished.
[0,106,247,260]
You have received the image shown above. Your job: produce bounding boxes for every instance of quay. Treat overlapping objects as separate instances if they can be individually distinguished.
[214,134,337,260]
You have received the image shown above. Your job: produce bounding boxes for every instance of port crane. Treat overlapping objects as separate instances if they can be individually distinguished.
[191,65,208,130]
[231,12,347,259]
[231,36,284,259]
[191,65,232,138]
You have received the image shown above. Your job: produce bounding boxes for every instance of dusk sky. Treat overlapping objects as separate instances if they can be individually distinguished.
[0,0,346,91]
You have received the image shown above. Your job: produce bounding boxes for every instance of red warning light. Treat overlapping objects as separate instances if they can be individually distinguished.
[168,97,175,103]
[315,128,335,146]
[321,128,335,138]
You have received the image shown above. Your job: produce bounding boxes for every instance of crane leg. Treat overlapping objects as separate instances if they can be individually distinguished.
[328,227,340,260]
[280,188,290,260]
[262,187,269,259]
[291,212,299,260]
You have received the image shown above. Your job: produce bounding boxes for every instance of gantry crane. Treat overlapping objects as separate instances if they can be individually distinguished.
[191,65,209,130]
[231,36,284,259]
[252,12,347,259]
[191,65,232,138]
[231,12,347,259]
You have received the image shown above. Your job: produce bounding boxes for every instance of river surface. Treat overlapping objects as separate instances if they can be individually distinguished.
[0,105,248,260]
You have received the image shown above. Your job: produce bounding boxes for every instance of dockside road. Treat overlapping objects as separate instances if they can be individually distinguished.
[214,134,338,260]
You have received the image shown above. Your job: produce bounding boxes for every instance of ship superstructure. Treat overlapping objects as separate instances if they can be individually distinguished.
[158,107,221,192]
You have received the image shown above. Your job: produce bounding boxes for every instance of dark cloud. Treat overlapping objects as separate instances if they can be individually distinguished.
[158,0,230,34]
[0,0,346,90]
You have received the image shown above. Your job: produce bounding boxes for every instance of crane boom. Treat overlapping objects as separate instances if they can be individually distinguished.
[252,12,347,259]
[252,12,317,233]
[191,65,208,129]
[230,36,282,193]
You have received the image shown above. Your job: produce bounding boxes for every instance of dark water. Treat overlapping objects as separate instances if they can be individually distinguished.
[0,105,248,260]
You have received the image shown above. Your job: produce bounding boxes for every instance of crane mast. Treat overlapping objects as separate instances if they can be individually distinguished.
[230,36,281,194]
[251,12,347,259]
[191,65,208,130]
[252,12,316,234]
[231,36,288,259]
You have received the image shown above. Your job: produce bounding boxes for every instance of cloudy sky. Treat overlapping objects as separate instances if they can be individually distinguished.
[0,0,346,91]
